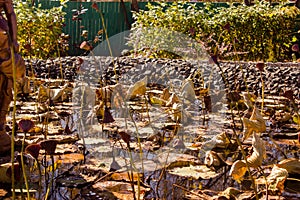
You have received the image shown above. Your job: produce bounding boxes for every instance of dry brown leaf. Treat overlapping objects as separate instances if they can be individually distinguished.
[241,92,257,109]
[126,76,147,99]
[110,172,142,182]
[96,85,114,103]
[181,79,196,102]
[242,106,266,140]
[247,132,266,167]
[229,133,266,182]
[39,83,70,101]
[267,165,288,192]
[277,158,300,174]
[166,93,180,107]
[160,88,171,101]
[229,160,247,183]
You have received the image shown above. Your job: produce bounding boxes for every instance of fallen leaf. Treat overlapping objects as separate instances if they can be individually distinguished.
[38,84,70,102]
[168,165,219,179]
[229,160,247,183]
[229,133,266,182]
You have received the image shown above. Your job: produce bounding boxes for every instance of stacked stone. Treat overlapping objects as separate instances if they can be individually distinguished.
[25,56,300,98]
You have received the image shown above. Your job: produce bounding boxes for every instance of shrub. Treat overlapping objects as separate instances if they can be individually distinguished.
[15,0,68,59]
[131,1,300,62]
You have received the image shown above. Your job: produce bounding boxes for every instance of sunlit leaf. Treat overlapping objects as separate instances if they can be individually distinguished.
[126,76,147,100]
[242,106,266,140]
[47,160,62,172]
[277,158,300,174]
[292,114,300,125]
[149,96,165,105]
[229,160,247,183]
[160,88,171,101]
[168,165,219,179]
[267,165,288,192]
[230,133,266,182]
[166,93,180,107]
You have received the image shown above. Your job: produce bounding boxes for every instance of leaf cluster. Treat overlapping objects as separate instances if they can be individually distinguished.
[132,1,300,61]
[15,0,68,59]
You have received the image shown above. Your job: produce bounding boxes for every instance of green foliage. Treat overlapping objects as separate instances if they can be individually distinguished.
[15,0,67,59]
[132,1,300,61]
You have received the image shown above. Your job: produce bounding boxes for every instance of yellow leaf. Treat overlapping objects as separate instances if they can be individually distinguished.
[126,76,147,100]
[149,96,165,105]
[229,160,247,183]
[47,160,62,172]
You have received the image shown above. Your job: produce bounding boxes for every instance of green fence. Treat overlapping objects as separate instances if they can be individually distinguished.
[37,0,132,55]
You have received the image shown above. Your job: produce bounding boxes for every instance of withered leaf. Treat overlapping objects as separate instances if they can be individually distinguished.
[181,79,196,102]
[126,76,147,100]
[242,106,266,140]
[267,165,288,192]
[166,93,180,107]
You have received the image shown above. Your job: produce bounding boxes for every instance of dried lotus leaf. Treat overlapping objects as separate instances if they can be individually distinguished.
[246,133,266,168]
[277,158,300,174]
[242,106,266,140]
[150,96,165,105]
[267,165,288,192]
[38,83,70,102]
[229,160,247,183]
[126,76,147,100]
[161,88,171,101]
[241,92,257,109]
[181,79,196,102]
[166,93,180,107]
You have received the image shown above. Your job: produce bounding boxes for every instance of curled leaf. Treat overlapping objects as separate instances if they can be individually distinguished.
[230,133,266,182]
[242,106,266,140]
[267,165,288,192]
[229,160,247,183]
[247,132,266,168]
[160,88,171,101]
[166,93,180,107]
[277,158,300,174]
